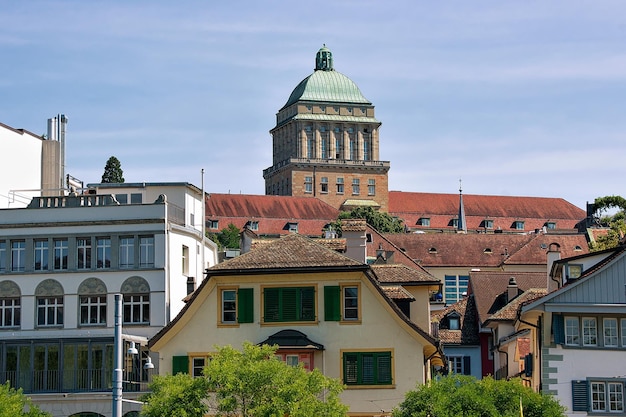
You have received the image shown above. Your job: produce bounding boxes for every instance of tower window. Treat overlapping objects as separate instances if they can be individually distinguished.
[368,179,375,196]
[352,178,360,195]
[320,177,328,194]
[336,177,344,194]
[304,177,313,193]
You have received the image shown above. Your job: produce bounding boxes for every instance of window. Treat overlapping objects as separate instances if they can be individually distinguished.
[287,223,298,233]
[352,178,360,195]
[418,218,430,227]
[0,298,20,327]
[96,237,111,269]
[336,177,344,194]
[77,238,91,269]
[604,318,619,347]
[343,286,359,321]
[368,179,375,196]
[363,136,371,161]
[123,294,149,324]
[567,264,583,279]
[11,240,25,272]
[37,297,63,326]
[343,351,392,386]
[565,316,580,346]
[546,222,557,229]
[320,177,328,193]
[119,237,134,269]
[0,241,5,272]
[182,245,189,275]
[130,193,142,204]
[583,317,597,346]
[335,136,343,159]
[483,219,494,229]
[139,236,154,267]
[247,221,259,231]
[304,176,313,193]
[321,134,328,159]
[78,278,107,326]
[513,220,525,230]
[276,352,312,371]
[221,290,236,323]
[444,275,469,304]
[192,356,208,378]
[451,218,459,228]
[53,239,68,270]
[448,356,471,375]
[115,193,128,204]
[208,220,219,230]
[80,295,107,325]
[592,381,624,412]
[448,313,461,330]
[263,286,315,323]
[34,240,49,271]
[621,319,626,347]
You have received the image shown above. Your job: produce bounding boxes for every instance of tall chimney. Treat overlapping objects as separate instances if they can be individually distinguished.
[341,219,367,263]
[507,276,518,303]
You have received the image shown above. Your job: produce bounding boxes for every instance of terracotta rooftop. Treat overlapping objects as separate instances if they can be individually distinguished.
[209,233,364,272]
[469,271,548,324]
[431,296,479,346]
[383,232,588,268]
[371,264,439,285]
[484,288,547,324]
[388,191,586,232]
[381,285,415,301]
[205,193,339,236]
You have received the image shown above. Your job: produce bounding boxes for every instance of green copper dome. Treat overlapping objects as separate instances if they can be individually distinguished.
[282,46,371,109]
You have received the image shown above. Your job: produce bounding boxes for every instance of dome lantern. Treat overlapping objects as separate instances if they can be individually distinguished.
[315,44,333,71]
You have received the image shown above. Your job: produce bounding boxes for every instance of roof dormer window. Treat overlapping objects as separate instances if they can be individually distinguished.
[512,220,525,230]
[429,247,437,254]
[417,217,430,227]
[287,222,298,233]
[246,221,259,231]
[545,221,556,229]
[481,219,494,229]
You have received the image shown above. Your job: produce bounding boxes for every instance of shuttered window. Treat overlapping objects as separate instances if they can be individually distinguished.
[172,355,189,375]
[343,351,392,386]
[237,288,254,323]
[263,287,315,323]
[324,286,341,321]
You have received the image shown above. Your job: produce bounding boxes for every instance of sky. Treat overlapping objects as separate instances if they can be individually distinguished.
[1,1,625,210]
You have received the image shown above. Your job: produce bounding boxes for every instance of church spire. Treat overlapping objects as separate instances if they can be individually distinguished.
[315,44,333,71]
[458,179,467,233]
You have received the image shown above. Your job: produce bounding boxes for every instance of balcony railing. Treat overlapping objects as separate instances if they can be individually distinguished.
[0,368,150,394]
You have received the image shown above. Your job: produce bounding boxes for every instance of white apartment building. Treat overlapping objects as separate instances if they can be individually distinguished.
[0,182,217,417]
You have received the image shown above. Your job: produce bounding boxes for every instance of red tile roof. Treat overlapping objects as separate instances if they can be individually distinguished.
[205,193,339,236]
[431,296,480,345]
[388,191,586,232]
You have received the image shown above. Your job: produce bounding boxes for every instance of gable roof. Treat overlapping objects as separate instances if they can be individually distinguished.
[469,271,548,324]
[484,288,547,324]
[431,296,480,346]
[205,193,339,236]
[371,264,439,285]
[209,233,365,273]
[388,191,586,232]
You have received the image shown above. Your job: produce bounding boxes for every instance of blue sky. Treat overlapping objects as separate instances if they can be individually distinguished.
[1,1,625,210]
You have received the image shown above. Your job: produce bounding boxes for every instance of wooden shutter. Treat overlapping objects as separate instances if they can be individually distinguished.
[263,287,280,322]
[324,286,341,321]
[571,380,589,411]
[172,355,189,374]
[377,352,392,384]
[237,288,253,323]
[553,314,565,345]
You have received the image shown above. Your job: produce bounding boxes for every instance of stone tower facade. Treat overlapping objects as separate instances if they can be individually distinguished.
[263,46,390,212]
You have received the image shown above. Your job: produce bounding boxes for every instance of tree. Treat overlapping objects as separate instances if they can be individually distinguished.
[590,195,626,251]
[140,373,210,417]
[203,342,348,417]
[0,382,51,417]
[330,206,405,236]
[208,223,241,250]
[393,375,565,417]
[101,156,125,183]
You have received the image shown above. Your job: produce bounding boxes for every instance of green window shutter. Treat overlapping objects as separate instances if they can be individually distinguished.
[237,288,253,323]
[463,356,471,375]
[553,314,565,345]
[324,286,341,321]
[264,287,280,322]
[572,380,589,411]
[376,352,392,384]
[282,288,298,321]
[300,287,315,321]
[172,355,189,375]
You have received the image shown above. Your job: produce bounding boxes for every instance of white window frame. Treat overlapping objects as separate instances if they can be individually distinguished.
[119,237,134,269]
[96,237,111,269]
[565,316,580,346]
[343,285,359,321]
[123,294,150,324]
[221,289,237,324]
[368,179,375,196]
[80,295,107,326]
[34,240,49,271]
[352,178,360,195]
[37,296,63,327]
[77,238,91,269]
[304,176,313,194]
[11,240,25,272]
[0,297,20,328]
[582,317,598,346]
[0,241,5,272]
[604,318,619,347]
[139,236,155,267]
[53,239,68,270]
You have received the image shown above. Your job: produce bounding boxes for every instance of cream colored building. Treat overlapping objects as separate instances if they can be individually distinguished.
[150,234,440,416]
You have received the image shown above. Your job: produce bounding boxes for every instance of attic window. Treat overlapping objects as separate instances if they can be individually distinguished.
[366,233,372,243]
[417,217,430,227]
[429,247,437,254]
[247,221,259,231]
[545,221,556,229]
[574,245,583,251]
[287,222,298,233]
[450,218,459,228]
[207,220,219,230]
[481,219,494,229]
[512,220,525,230]
[448,316,460,330]
[484,248,493,254]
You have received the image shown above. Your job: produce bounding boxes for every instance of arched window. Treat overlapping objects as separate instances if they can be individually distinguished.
[121,277,150,325]
[35,279,64,327]
[0,280,21,328]
[78,278,107,326]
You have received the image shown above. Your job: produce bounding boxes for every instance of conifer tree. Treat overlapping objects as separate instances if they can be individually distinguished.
[101,156,125,183]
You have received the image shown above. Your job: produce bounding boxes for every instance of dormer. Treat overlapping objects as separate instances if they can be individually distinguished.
[417,217,430,227]
[512,220,525,230]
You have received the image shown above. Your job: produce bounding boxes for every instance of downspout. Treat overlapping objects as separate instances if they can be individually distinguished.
[516,309,541,390]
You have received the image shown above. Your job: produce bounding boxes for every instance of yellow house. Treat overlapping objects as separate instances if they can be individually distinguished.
[149,233,441,416]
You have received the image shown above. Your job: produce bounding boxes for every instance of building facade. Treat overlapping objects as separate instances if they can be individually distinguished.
[263,46,390,212]
[0,182,217,417]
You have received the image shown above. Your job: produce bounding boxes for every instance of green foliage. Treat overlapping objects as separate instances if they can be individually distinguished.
[101,156,125,183]
[330,206,404,235]
[208,223,241,250]
[203,342,348,417]
[392,375,565,417]
[0,382,51,417]
[590,195,626,251]
[140,372,210,417]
